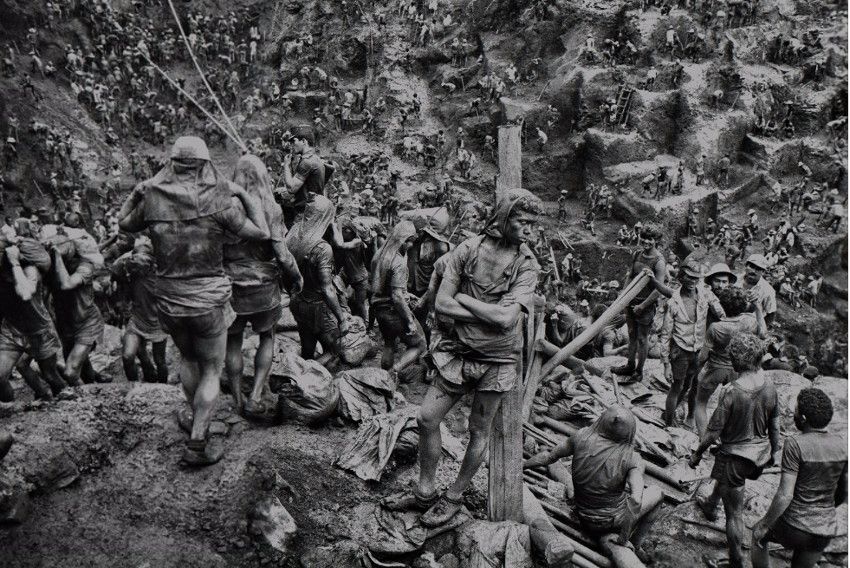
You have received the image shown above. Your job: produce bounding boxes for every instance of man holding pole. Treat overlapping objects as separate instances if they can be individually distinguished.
[613,224,672,384]
[381,188,542,527]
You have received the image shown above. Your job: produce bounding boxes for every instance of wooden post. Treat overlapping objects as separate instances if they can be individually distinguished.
[496,124,522,200]
[488,120,525,522]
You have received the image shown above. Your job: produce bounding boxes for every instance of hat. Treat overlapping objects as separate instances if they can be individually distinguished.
[746,253,769,270]
[170,136,210,161]
[679,258,701,278]
[747,208,756,215]
[705,262,737,284]
[579,299,590,307]
[608,280,620,289]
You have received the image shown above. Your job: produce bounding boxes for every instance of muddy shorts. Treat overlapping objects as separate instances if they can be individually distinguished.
[157,303,236,340]
[289,295,340,343]
[669,343,699,389]
[764,517,832,552]
[711,453,763,489]
[626,302,656,327]
[697,364,736,396]
[228,304,283,335]
[0,320,61,362]
[126,315,168,343]
[434,356,517,395]
[58,312,105,347]
[374,305,423,347]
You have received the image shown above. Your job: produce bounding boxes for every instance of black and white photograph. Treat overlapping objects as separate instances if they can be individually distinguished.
[0,0,847,567]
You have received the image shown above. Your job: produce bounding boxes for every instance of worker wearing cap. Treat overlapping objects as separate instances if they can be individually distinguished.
[118,136,271,466]
[657,258,724,427]
[742,253,777,326]
[705,262,737,322]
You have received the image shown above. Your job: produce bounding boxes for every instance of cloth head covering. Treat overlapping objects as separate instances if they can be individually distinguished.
[370,220,417,296]
[286,195,335,261]
[593,406,637,445]
[231,154,285,241]
[483,188,541,240]
[141,138,231,222]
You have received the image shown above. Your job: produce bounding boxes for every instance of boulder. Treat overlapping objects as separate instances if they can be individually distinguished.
[248,495,298,554]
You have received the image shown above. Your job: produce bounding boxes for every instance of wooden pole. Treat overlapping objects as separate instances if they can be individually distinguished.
[539,272,650,380]
[522,485,575,568]
[488,119,525,523]
[496,124,522,200]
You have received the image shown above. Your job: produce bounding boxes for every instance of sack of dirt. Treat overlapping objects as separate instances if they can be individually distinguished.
[337,315,373,366]
[40,227,104,269]
[273,352,340,425]
[400,207,450,235]
[336,367,396,423]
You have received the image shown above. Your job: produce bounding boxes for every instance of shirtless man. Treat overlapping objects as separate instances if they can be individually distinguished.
[382,188,542,527]
[613,224,672,384]
[118,136,270,466]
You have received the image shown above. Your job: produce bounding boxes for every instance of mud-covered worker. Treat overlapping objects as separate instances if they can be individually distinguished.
[741,253,777,326]
[407,215,451,333]
[525,406,663,547]
[111,236,169,384]
[279,127,326,226]
[285,195,350,365]
[693,287,767,437]
[752,388,847,568]
[381,188,542,527]
[370,220,427,383]
[225,155,302,418]
[689,333,781,568]
[48,213,107,386]
[118,136,270,466]
[658,258,724,427]
[546,303,583,348]
[0,236,69,401]
[334,217,369,321]
[412,251,452,347]
[613,224,672,384]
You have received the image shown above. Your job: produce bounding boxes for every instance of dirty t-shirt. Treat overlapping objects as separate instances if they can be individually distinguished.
[371,254,408,311]
[708,379,779,467]
[0,269,53,336]
[51,259,103,335]
[440,236,537,363]
[741,277,777,318]
[571,426,641,521]
[780,430,847,537]
[292,149,325,206]
[121,197,247,316]
[223,204,285,315]
[295,241,335,303]
[409,236,448,296]
[705,314,759,370]
[111,252,161,333]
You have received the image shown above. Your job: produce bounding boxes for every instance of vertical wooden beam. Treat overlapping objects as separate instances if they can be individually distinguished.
[488,121,524,522]
[495,124,522,200]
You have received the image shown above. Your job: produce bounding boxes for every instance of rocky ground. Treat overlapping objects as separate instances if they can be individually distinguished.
[0,0,847,566]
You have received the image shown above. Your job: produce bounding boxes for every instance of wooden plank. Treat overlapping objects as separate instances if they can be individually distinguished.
[521,315,547,420]
[488,121,524,523]
[522,485,575,568]
[496,124,522,199]
[488,374,524,522]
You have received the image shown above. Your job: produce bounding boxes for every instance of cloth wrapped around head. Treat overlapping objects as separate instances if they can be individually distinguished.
[141,136,233,222]
[231,154,285,241]
[286,194,336,260]
[592,405,637,445]
[483,187,543,240]
[370,220,417,296]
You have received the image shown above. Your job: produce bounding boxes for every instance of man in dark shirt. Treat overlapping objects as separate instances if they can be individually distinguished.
[280,128,325,226]
[689,333,781,568]
[613,224,672,384]
[752,388,847,568]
